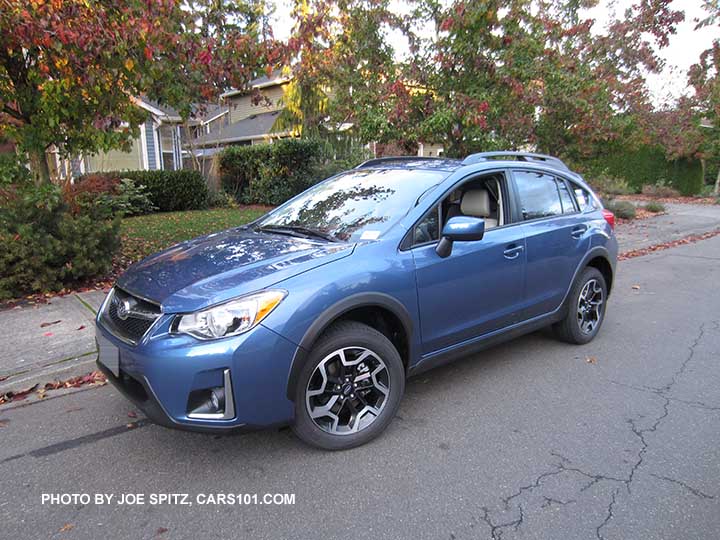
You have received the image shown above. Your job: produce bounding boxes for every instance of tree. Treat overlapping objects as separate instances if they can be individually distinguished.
[688,2,720,193]
[386,0,684,158]
[0,0,280,183]
[278,0,404,146]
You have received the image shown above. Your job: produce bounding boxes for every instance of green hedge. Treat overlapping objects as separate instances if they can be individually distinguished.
[581,145,704,196]
[219,139,323,205]
[78,169,208,212]
[0,181,120,299]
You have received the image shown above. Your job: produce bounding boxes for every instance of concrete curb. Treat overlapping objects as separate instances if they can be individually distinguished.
[0,351,98,396]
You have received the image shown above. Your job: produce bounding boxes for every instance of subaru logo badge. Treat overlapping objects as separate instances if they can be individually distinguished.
[117,298,134,320]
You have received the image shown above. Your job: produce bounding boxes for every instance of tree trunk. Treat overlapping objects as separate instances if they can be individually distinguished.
[714,167,720,196]
[27,148,51,185]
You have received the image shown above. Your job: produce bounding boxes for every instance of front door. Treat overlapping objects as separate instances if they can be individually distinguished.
[410,172,526,355]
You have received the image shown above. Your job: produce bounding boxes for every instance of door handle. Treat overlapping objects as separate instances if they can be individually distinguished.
[503,245,524,259]
[571,225,588,239]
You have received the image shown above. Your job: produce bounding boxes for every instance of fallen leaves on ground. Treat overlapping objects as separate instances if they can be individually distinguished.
[0,384,38,405]
[156,527,169,536]
[619,229,720,261]
[631,285,640,290]
[586,356,597,364]
[0,371,107,406]
[617,194,718,206]
[76,325,86,331]
[40,320,62,328]
[43,332,53,337]
[127,410,137,418]
[59,523,74,532]
[0,419,9,428]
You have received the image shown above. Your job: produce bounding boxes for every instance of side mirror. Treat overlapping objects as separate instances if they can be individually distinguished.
[436,216,485,258]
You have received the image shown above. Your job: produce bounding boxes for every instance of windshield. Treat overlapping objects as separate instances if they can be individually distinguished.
[256,168,448,242]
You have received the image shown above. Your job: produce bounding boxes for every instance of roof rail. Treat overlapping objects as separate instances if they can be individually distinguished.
[355,156,447,169]
[461,152,569,171]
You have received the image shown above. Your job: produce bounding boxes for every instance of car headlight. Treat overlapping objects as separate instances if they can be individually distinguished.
[174,290,287,340]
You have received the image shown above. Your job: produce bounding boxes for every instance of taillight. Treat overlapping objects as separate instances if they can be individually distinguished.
[602,209,615,230]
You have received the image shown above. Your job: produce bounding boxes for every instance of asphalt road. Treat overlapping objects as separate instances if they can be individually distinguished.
[2,237,719,540]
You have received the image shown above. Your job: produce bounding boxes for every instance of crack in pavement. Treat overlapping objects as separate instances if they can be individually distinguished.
[649,473,716,500]
[476,320,718,540]
[481,504,524,540]
[609,380,720,412]
[597,321,716,539]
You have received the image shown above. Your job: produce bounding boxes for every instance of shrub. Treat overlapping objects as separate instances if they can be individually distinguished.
[63,176,156,216]
[207,188,238,209]
[220,139,323,205]
[697,184,717,198]
[78,169,208,212]
[604,199,636,220]
[579,145,703,195]
[125,170,208,211]
[0,182,120,299]
[114,179,157,215]
[587,173,633,196]
[640,183,680,198]
[643,202,666,213]
[0,153,30,184]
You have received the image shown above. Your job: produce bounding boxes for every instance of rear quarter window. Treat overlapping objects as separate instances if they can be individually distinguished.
[573,185,596,212]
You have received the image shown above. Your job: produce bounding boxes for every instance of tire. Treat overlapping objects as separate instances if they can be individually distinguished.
[553,267,607,345]
[291,321,405,450]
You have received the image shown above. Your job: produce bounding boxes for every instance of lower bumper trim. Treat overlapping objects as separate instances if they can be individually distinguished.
[96,361,251,434]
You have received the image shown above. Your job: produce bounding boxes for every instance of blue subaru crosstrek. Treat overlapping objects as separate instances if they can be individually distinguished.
[96,152,617,449]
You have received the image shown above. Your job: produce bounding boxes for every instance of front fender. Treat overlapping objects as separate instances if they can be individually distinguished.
[284,292,415,401]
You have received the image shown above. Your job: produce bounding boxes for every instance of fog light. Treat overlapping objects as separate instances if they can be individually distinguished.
[186,369,235,420]
[188,387,225,415]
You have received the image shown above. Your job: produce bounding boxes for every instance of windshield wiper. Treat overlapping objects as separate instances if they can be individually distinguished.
[257,225,341,243]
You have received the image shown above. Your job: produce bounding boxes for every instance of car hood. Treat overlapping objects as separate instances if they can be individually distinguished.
[117,227,354,313]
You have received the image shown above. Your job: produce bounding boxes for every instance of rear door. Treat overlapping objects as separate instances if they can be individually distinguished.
[510,168,589,320]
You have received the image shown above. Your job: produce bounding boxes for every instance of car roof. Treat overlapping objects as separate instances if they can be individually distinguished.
[354,153,589,188]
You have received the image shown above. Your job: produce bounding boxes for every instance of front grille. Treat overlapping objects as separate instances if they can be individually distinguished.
[101,288,161,345]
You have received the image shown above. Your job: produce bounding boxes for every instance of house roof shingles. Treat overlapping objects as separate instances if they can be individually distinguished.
[190,110,286,147]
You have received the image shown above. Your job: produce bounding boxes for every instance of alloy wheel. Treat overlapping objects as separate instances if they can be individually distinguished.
[577,278,604,334]
[305,347,390,435]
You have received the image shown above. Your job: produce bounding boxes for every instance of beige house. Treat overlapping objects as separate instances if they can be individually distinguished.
[191,72,293,153]
[56,99,228,179]
[189,72,444,165]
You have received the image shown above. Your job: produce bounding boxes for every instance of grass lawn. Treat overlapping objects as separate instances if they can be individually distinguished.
[120,206,270,263]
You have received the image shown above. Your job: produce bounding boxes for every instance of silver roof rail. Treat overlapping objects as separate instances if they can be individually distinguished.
[461,152,570,171]
[355,156,448,169]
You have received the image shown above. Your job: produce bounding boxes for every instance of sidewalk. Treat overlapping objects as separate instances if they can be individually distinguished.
[1,201,719,396]
[615,202,720,252]
[0,290,107,394]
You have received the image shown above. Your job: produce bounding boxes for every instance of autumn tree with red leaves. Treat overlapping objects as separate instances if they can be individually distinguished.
[379,0,683,158]
[688,2,720,193]
[0,0,281,183]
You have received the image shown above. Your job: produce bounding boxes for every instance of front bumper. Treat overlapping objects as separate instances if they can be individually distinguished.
[95,316,300,433]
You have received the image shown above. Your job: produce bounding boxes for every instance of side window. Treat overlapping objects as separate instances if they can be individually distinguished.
[573,185,596,212]
[557,179,577,214]
[513,170,563,220]
[413,206,440,245]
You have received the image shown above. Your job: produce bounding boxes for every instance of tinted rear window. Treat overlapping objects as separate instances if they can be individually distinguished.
[513,170,563,220]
